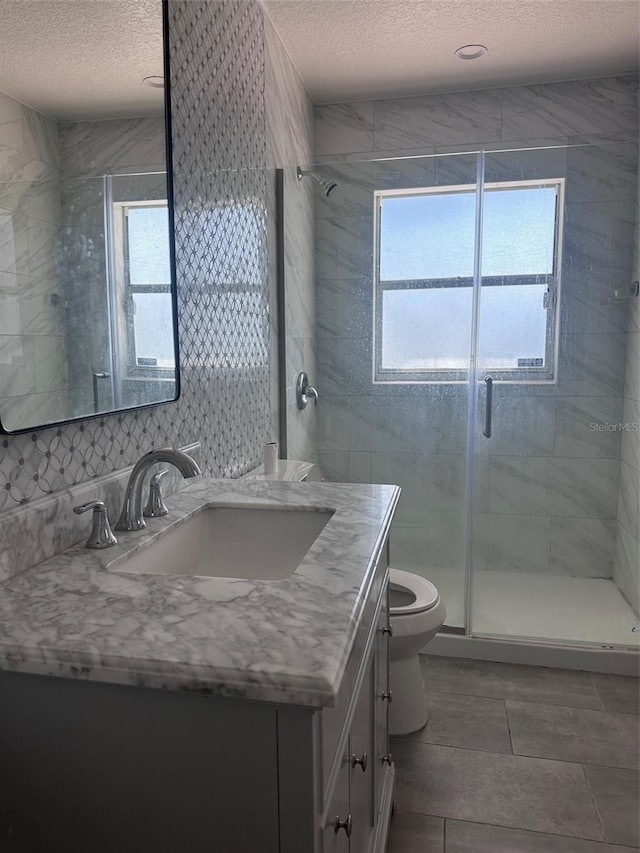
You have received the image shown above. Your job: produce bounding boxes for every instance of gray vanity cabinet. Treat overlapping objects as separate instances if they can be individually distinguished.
[0,570,394,853]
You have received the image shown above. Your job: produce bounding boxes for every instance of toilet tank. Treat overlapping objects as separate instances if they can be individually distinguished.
[242,460,324,482]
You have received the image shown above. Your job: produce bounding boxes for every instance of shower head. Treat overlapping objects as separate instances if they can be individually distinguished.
[296,167,339,198]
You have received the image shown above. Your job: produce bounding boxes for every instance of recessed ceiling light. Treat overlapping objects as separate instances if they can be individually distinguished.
[455,44,488,60]
[143,75,164,88]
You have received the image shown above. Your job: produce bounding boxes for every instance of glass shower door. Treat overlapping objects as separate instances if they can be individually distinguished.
[286,142,638,647]
[470,143,639,648]
[372,153,479,630]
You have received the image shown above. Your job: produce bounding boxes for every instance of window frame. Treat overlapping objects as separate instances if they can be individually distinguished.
[112,198,175,378]
[373,178,564,385]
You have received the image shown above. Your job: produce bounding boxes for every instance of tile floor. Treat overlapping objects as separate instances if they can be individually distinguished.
[388,655,640,852]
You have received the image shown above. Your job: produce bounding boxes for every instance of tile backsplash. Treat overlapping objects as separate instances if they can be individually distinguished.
[0,442,201,583]
[0,0,271,513]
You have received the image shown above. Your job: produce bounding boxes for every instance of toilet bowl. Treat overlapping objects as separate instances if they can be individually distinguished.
[388,568,447,736]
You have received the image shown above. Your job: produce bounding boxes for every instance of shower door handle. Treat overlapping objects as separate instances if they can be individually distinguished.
[92,371,110,413]
[483,376,493,438]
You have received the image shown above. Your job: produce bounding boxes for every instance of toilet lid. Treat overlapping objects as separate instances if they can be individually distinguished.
[389,568,440,616]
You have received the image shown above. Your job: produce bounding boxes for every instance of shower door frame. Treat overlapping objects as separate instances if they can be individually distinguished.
[464,148,635,652]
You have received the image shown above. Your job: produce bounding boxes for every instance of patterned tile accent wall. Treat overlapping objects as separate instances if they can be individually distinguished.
[0,0,270,513]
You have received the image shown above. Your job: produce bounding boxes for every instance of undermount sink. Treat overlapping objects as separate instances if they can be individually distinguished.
[110,505,334,580]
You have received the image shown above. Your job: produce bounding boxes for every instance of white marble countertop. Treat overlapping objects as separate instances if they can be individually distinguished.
[0,478,399,708]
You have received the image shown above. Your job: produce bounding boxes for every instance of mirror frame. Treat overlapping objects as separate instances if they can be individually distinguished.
[0,0,180,435]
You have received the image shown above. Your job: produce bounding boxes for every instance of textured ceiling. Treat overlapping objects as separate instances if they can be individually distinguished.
[0,0,164,120]
[2,1,637,120]
[262,0,640,103]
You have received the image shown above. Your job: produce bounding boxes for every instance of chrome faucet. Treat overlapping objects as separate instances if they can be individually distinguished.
[115,448,201,532]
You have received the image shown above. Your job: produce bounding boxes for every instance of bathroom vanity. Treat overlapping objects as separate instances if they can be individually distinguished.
[0,478,399,852]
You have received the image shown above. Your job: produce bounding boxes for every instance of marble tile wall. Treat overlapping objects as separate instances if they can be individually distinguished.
[613,167,640,615]
[0,0,274,515]
[0,92,69,429]
[314,76,638,159]
[314,76,639,587]
[264,15,316,462]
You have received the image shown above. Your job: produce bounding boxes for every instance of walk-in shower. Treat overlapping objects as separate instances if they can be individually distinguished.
[282,136,639,656]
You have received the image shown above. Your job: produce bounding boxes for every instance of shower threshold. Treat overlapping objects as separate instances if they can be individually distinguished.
[425,568,639,654]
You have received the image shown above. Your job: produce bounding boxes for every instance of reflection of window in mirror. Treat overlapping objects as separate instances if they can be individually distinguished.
[106,174,176,411]
[126,204,175,371]
[113,200,174,371]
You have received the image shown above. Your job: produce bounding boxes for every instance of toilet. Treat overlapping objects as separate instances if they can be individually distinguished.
[244,459,447,736]
[388,568,447,736]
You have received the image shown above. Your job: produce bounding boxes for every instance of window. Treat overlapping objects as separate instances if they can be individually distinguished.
[374,180,563,382]
[114,200,175,373]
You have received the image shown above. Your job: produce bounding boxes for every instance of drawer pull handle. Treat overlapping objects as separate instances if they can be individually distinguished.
[334,814,352,837]
[382,753,393,766]
[380,690,393,703]
[380,624,393,636]
[351,752,368,772]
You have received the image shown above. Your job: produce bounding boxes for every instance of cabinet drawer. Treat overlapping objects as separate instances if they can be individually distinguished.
[320,545,388,802]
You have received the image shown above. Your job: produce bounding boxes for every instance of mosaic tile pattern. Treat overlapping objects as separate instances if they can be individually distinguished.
[0,0,269,512]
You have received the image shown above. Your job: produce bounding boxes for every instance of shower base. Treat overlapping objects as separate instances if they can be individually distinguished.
[425,568,639,649]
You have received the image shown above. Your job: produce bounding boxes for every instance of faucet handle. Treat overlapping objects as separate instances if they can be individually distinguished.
[73,500,118,549]
[306,384,319,406]
[143,469,169,518]
[296,371,319,409]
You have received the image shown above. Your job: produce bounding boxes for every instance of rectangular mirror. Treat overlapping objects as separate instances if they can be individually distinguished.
[0,0,178,433]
